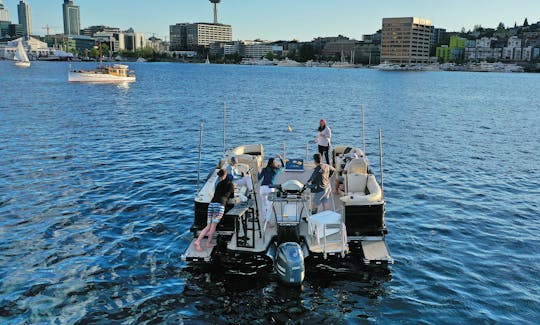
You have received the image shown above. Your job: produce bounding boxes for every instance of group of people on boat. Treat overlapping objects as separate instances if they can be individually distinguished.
[194,119,344,252]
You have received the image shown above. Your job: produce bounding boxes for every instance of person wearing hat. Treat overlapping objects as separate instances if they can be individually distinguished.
[315,119,332,165]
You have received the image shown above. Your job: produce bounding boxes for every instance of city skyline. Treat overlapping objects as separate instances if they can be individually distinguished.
[2,0,540,41]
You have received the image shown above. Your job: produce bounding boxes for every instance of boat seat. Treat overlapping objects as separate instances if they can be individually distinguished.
[345,158,368,175]
[231,144,264,168]
[341,174,383,205]
[345,173,368,195]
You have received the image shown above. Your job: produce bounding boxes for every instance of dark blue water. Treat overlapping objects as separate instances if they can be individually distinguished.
[1,61,539,323]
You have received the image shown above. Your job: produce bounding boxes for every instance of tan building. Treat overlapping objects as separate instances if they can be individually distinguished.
[381,17,432,64]
[186,23,232,49]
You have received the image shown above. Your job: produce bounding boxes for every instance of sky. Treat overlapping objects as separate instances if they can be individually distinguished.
[3,0,540,41]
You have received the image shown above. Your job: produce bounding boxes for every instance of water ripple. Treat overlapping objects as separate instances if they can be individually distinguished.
[1,62,539,323]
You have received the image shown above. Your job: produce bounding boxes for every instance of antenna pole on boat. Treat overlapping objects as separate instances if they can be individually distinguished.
[378,128,384,198]
[283,142,286,161]
[223,101,227,153]
[305,142,309,162]
[197,122,204,192]
[362,104,366,155]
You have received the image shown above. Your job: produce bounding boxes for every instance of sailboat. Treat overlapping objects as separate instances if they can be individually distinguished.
[14,40,31,68]
[331,49,355,69]
[205,55,210,64]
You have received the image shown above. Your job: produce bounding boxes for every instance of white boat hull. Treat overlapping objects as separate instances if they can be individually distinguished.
[14,61,31,68]
[68,71,136,83]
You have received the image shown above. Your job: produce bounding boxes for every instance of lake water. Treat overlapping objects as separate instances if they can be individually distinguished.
[0,61,539,324]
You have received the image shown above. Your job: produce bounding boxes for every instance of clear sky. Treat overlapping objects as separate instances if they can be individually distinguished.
[3,0,540,41]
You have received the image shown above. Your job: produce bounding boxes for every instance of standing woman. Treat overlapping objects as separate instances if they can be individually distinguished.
[258,154,284,227]
[316,119,332,165]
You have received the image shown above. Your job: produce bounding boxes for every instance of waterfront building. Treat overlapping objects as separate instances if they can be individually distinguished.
[17,0,31,35]
[436,35,466,63]
[122,28,146,52]
[81,25,120,37]
[63,0,80,36]
[93,31,118,52]
[170,22,232,50]
[240,41,281,58]
[170,23,189,51]
[380,17,432,64]
[431,28,446,47]
[0,20,10,38]
[8,23,23,38]
[0,36,50,59]
[436,45,451,63]
[312,35,350,56]
[187,23,232,49]
[0,0,9,22]
[322,39,357,59]
[147,36,169,53]
[464,37,502,62]
[66,35,94,52]
[354,42,381,64]
[362,32,381,45]
[503,36,533,61]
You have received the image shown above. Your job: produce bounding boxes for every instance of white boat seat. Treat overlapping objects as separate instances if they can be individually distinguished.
[340,174,383,205]
[346,173,368,194]
[231,144,264,169]
[345,158,368,175]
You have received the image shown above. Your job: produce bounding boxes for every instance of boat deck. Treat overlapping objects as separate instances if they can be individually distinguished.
[183,156,392,264]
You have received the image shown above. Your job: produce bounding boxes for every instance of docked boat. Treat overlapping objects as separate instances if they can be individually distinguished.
[183,138,393,284]
[277,58,304,67]
[68,64,136,83]
[331,50,356,69]
[13,40,31,68]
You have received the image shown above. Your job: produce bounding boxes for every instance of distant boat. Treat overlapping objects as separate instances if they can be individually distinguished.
[332,49,355,69]
[205,55,210,64]
[136,57,147,63]
[68,64,136,83]
[277,58,303,67]
[13,40,31,68]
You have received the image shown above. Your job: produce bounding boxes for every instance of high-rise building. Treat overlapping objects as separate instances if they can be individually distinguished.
[17,0,31,35]
[186,23,232,49]
[381,17,432,64]
[0,0,9,21]
[170,22,232,50]
[170,23,189,51]
[63,0,80,35]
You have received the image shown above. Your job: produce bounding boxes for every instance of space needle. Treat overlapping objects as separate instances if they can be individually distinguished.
[209,0,221,24]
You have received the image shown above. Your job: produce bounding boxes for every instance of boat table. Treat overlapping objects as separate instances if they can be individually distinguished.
[225,203,260,248]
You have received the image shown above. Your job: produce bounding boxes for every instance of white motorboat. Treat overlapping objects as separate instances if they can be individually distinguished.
[183,140,393,285]
[68,64,136,83]
[13,40,31,68]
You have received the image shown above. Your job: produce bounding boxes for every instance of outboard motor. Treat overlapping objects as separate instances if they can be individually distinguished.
[275,242,305,285]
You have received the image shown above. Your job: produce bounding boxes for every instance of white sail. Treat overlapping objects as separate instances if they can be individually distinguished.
[14,40,30,62]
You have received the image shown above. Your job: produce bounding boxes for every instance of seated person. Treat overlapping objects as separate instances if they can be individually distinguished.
[226,156,254,196]
[334,153,358,194]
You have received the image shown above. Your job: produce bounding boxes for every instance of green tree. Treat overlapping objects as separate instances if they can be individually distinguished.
[137,46,155,59]
[524,18,529,27]
[497,22,505,30]
[265,51,274,61]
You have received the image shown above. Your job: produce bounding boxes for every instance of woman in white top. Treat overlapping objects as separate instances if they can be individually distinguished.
[315,119,332,164]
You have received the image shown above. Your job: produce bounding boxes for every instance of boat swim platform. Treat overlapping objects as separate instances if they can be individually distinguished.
[182,238,217,262]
